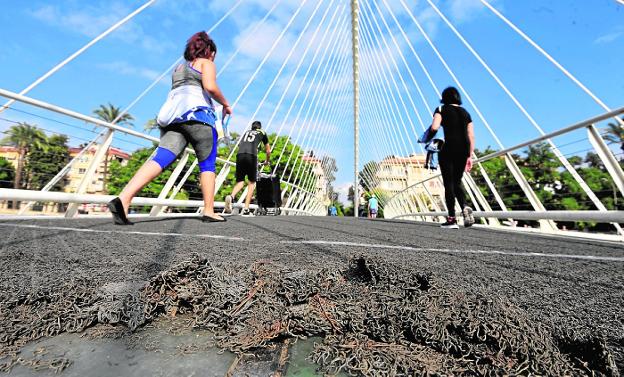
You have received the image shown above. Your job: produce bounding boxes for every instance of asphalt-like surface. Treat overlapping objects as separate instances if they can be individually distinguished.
[1,215,623,374]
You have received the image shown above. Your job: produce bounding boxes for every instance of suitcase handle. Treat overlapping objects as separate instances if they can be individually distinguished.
[258,162,272,172]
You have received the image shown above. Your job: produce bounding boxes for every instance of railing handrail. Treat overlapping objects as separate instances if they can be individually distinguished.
[0,88,236,165]
[0,188,316,216]
[386,106,624,203]
[0,87,322,200]
[392,210,624,223]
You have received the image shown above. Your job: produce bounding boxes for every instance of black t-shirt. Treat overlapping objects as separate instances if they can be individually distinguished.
[433,105,472,158]
[237,129,269,156]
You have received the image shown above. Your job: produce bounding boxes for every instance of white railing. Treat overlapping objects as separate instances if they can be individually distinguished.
[0,88,326,217]
[385,106,624,240]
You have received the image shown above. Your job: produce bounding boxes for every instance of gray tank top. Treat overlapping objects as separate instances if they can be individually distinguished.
[171,63,202,90]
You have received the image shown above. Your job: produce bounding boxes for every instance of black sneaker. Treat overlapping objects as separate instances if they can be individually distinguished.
[107,197,133,225]
[441,217,459,229]
[241,208,254,217]
[462,206,475,228]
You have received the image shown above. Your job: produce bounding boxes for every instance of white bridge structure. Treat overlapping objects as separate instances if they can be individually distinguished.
[0,1,623,241]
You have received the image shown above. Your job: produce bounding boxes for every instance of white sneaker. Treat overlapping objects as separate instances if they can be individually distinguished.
[224,195,232,214]
[462,206,475,228]
[241,208,254,217]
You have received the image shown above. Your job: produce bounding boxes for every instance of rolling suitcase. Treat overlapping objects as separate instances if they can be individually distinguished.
[256,169,282,215]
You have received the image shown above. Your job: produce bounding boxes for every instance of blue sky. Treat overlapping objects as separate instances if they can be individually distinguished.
[1,0,623,202]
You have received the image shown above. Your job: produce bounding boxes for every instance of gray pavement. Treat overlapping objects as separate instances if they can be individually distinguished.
[1,215,623,375]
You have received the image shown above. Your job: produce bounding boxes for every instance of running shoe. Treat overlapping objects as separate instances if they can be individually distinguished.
[462,206,475,228]
[241,208,254,217]
[224,195,233,214]
[440,217,459,229]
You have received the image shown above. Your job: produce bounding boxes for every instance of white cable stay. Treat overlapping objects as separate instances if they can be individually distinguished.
[281,36,351,183]
[274,21,349,187]
[372,0,507,213]
[225,0,311,159]
[479,0,624,127]
[278,31,350,182]
[357,53,422,213]
[258,0,342,144]
[361,1,494,215]
[359,72,427,214]
[0,0,157,115]
[110,0,257,129]
[290,106,350,212]
[226,0,328,161]
[361,0,456,213]
[218,0,285,76]
[425,0,622,233]
[274,18,352,209]
[271,17,350,175]
[173,0,342,204]
[281,47,351,182]
[287,85,351,210]
[393,0,551,222]
[287,63,352,201]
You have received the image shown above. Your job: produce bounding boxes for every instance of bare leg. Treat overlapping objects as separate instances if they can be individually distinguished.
[119,160,162,214]
[230,180,246,200]
[244,182,255,209]
[200,171,223,220]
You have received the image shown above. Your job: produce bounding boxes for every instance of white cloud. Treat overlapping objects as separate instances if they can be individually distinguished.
[96,61,165,83]
[594,28,624,45]
[448,0,501,23]
[334,181,353,204]
[28,2,175,54]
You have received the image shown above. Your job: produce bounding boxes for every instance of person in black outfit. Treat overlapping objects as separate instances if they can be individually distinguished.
[224,121,270,216]
[430,87,475,229]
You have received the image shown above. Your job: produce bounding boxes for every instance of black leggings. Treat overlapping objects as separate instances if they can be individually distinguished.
[439,154,467,217]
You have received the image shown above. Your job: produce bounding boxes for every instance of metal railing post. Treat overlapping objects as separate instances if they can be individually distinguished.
[504,153,557,232]
[18,130,107,215]
[587,124,624,197]
[150,151,190,216]
[65,129,115,217]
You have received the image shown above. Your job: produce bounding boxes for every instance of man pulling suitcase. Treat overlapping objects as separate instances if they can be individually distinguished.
[224,121,270,216]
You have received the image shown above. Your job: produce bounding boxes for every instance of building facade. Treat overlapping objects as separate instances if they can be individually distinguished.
[373,154,444,209]
[0,144,130,213]
[65,145,130,194]
[301,155,329,204]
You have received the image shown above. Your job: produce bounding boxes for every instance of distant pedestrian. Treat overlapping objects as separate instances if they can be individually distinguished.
[329,204,338,216]
[368,194,378,219]
[429,87,475,229]
[108,31,231,225]
[223,121,270,217]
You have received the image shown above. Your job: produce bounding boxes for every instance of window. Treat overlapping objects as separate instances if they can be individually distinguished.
[78,168,86,174]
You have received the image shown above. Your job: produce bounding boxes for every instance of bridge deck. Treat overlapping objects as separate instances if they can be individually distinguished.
[1,216,623,375]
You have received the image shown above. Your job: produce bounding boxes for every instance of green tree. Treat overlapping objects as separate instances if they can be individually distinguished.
[144,117,158,132]
[106,133,316,209]
[603,118,624,152]
[359,161,379,192]
[93,103,134,193]
[24,134,70,190]
[0,157,15,189]
[0,123,47,190]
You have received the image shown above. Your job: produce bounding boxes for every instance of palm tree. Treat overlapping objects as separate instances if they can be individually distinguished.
[144,117,158,132]
[93,103,134,192]
[604,118,624,152]
[93,103,134,127]
[0,123,47,208]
